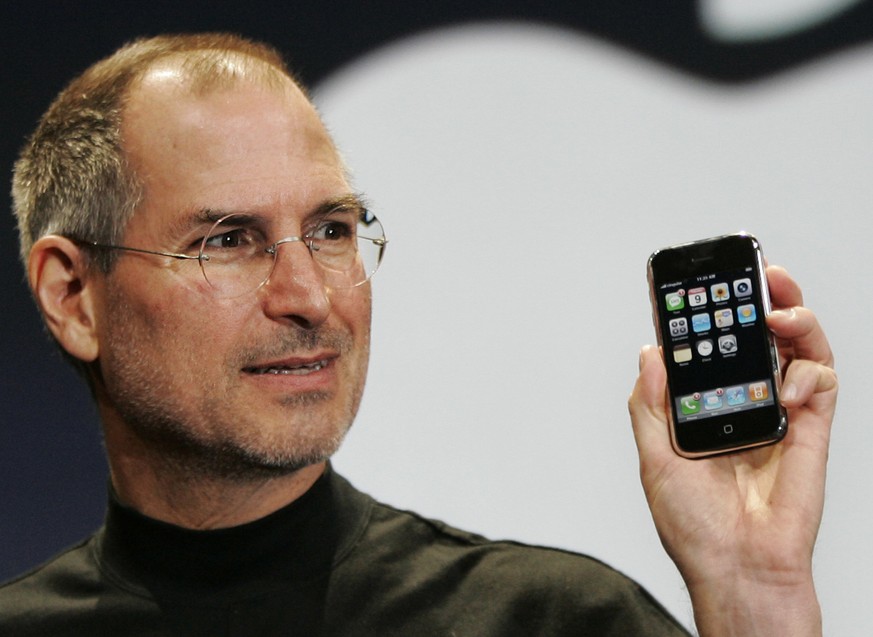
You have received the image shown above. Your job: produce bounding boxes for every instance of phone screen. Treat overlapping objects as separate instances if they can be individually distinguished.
[648,234,787,457]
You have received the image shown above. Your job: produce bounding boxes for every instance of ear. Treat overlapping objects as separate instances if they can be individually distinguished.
[28,236,101,363]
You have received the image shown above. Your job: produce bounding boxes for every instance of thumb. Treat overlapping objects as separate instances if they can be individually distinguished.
[628,345,673,461]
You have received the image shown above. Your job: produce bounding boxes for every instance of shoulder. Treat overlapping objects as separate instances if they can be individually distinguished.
[336,497,691,636]
[0,534,109,635]
[0,535,96,594]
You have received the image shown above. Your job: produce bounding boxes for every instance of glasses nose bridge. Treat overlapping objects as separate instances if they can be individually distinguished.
[270,235,306,251]
[264,234,319,285]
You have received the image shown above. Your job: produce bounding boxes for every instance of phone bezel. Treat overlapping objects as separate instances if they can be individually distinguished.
[647,233,788,458]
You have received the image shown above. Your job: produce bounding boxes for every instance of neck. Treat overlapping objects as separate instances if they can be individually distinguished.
[101,418,326,529]
[110,459,326,530]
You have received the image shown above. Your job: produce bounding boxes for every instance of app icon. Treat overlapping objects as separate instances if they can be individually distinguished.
[703,390,724,411]
[718,334,738,354]
[665,291,685,311]
[737,304,756,324]
[691,313,711,333]
[688,287,707,307]
[714,308,734,328]
[733,278,752,298]
[749,382,769,402]
[726,385,746,406]
[711,282,730,303]
[696,339,714,357]
[680,394,701,415]
[668,317,688,337]
[673,344,692,363]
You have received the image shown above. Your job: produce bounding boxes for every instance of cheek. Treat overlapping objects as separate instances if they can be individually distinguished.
[102,272,229,359]
[172,298,251,361]
[331,284,372,331]
[136,295,196,341]
[341,289,373,381]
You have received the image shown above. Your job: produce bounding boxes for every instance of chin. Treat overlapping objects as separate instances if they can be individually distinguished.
[211,415,352,480]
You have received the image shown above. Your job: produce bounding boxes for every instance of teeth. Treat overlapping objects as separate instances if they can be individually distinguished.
[254,361,326,375]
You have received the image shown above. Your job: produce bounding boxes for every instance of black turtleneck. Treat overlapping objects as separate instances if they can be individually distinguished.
[97,465,370,603]
[0,467,691,636]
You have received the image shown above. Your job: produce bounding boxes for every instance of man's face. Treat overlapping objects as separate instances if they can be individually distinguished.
[92,68,371,478]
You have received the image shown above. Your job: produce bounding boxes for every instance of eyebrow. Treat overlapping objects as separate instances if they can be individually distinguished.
[310,193,368,218]
[177,192,368,233]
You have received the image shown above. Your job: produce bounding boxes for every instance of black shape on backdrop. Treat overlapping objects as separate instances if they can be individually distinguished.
[1,0,871,581]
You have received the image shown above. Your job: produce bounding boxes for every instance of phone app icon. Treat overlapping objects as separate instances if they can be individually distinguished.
[692,313,711,333]
[749,382,769,402]
[737,304,757,324]
[680,394,701,415]
[673,344,692,363]
[714,308,734,328]
[726,385,746,406]
[665,291,685,311]
[733,278,752,298]
[696,339,714,357]
[718,334,738,354]
[703,389,724,411]
[711,282,730,303]
[688,287,707,307]
[669,317,688,337]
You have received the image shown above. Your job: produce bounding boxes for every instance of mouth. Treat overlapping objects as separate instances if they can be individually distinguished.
[243,358,332,376]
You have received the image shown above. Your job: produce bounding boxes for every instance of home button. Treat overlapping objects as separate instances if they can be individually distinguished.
[722,424,734,435]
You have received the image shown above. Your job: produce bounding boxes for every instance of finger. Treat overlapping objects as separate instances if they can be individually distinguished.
[767,306,834,367]
[628,345,672,458]
[780,358,839,411]
[766,265,803,310]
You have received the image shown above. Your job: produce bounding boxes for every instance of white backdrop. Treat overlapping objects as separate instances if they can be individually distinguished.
[316,23,871,634]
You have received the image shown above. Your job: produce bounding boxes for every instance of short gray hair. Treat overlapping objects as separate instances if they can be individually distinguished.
[12,32,303,272]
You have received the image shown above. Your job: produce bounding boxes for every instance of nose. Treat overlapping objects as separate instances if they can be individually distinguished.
[259,238,331,329]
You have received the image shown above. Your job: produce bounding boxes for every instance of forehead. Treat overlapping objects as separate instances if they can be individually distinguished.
[121,63,347,233]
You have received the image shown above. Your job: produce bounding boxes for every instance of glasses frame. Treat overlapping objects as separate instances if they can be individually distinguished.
[69,210,388,297]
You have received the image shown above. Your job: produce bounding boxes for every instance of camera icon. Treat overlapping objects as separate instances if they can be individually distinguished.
[733,278,752,298]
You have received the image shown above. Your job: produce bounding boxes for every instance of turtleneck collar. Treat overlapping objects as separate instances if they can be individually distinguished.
[94,465,372,602]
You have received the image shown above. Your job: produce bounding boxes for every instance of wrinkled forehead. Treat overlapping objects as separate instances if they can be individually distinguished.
[123,74,342,183]
[118,57,348,238]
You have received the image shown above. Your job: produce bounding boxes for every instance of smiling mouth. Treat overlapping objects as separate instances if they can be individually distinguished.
[244,360,329,375]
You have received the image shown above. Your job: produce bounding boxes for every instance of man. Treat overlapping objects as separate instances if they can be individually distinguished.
[2,33,837,635]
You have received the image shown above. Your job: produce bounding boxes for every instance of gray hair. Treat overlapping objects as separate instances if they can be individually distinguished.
[12,32,303,272]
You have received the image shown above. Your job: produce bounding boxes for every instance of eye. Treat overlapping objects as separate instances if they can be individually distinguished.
[308,219,354,242]
[203,226,259,250]
[205,229,242,249]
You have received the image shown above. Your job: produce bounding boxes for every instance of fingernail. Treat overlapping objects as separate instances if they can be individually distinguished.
[771,307,796,320]
[639,344,653,371]
[781,382,797,403]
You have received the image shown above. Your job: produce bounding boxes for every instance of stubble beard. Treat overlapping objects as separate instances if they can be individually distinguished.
[99,294,367,484]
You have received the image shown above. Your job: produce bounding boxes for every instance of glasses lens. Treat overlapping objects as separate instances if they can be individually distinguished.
[199,215,274,299]
[198,211,387,297]
[313,209,386,289]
